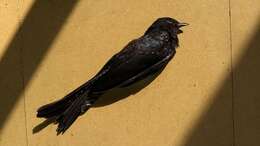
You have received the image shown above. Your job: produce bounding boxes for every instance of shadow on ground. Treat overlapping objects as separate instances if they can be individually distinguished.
[0,0,79,130]
[181,20,260,146]
[1,1,260,144]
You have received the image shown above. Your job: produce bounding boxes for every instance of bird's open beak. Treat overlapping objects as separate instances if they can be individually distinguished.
[178,22,189,27]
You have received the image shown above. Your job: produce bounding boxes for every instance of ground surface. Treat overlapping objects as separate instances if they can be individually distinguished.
[0,0,260,146]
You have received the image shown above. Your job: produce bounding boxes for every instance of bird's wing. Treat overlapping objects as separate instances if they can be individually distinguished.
[119,50,174,87]
[94,39,138,76]
[90,33,173,92]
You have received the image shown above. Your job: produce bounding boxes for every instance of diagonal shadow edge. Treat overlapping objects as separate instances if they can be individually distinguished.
[0,0,80,130]
[180,19,260,145]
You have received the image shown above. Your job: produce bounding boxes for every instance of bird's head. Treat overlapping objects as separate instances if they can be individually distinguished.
[145,17,188,37]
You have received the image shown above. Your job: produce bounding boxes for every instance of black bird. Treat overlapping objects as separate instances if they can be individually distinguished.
[37,17,188,134]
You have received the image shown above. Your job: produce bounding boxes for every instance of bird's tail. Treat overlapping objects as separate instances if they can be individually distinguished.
[37,81,96,134]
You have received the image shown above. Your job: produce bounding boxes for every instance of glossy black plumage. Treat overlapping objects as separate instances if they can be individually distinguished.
[37,17,187,134]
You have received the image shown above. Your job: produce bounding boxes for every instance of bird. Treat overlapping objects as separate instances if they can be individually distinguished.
[36,17,188,134]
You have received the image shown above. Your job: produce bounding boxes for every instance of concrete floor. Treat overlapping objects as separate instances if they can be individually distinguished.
[0,0,259,146]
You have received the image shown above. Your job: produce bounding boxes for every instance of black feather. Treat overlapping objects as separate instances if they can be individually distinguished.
[36,17,187,134]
